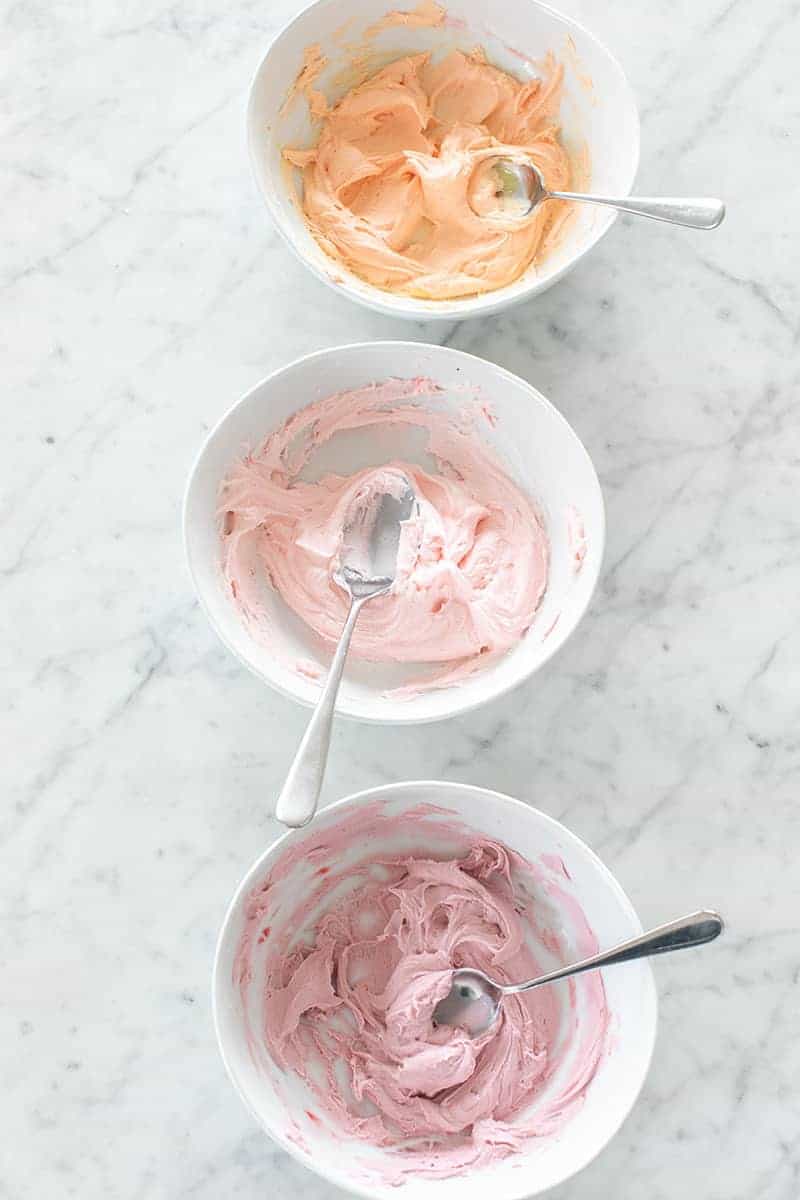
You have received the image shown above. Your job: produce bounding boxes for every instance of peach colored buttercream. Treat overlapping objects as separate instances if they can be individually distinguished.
[365,0,446,38]
[284,49,571,299]
[280,43,330,120]
[219,378,548,687]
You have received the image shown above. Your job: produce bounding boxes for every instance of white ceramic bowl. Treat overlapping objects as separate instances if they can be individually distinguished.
[214,780,657,1199]
[247,0,639,320]
[183,341,604,724]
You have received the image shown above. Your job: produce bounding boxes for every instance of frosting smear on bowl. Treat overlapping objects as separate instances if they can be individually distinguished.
[284,48,572,299]
[235,803,608,1180]
[220,378,549,693]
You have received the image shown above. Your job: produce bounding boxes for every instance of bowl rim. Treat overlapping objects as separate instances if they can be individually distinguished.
[182,339,607,726]
[212,779,659,1200]
[245,0,641,321]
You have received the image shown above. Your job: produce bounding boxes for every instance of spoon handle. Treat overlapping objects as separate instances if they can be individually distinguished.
[549,191,726,229]
[503,910,724,995]
[275,596,366,829]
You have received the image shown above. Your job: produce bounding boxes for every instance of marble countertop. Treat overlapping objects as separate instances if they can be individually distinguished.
[3,0,798,1196]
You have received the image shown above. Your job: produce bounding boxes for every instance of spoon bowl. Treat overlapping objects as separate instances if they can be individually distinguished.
[470,157,548,221]
[432,968,502,1036]
[333,475,416,597]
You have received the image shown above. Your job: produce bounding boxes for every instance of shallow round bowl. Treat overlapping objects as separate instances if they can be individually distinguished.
[247,0,640,319]
[213,781,657,1199]
[183,341,605,724]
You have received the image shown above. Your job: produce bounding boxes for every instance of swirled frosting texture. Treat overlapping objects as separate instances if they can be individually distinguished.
[220,379,548,688]
[235,803,608,1180]
[285,49,571,299]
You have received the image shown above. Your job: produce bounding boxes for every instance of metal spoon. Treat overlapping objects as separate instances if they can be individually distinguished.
[433,909,724,1037]
[275,476,416,829]
[473,157,726,229]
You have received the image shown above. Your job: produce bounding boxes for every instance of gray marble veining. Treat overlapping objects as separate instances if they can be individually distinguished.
[2,0,799,1197]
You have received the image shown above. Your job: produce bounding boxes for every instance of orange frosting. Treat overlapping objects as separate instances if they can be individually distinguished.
[285,49,571,299]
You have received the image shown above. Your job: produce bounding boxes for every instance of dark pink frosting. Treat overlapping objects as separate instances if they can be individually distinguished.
[234,803,608,1180]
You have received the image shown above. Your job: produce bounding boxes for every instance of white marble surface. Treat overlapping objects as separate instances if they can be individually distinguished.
[3,0,799,1196]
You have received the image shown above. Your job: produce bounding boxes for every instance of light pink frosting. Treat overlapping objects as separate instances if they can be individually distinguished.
[220,379,548,690]
[235,803,609,1180]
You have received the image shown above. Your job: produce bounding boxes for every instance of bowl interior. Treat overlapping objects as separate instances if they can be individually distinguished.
[214,782,657,1200]
[184,342,604,723]
[247,0,640,318]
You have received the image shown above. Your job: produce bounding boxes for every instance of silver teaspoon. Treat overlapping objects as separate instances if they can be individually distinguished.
[473,157,726,229]
[433,909,724,1037]
[275,476,416,829]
